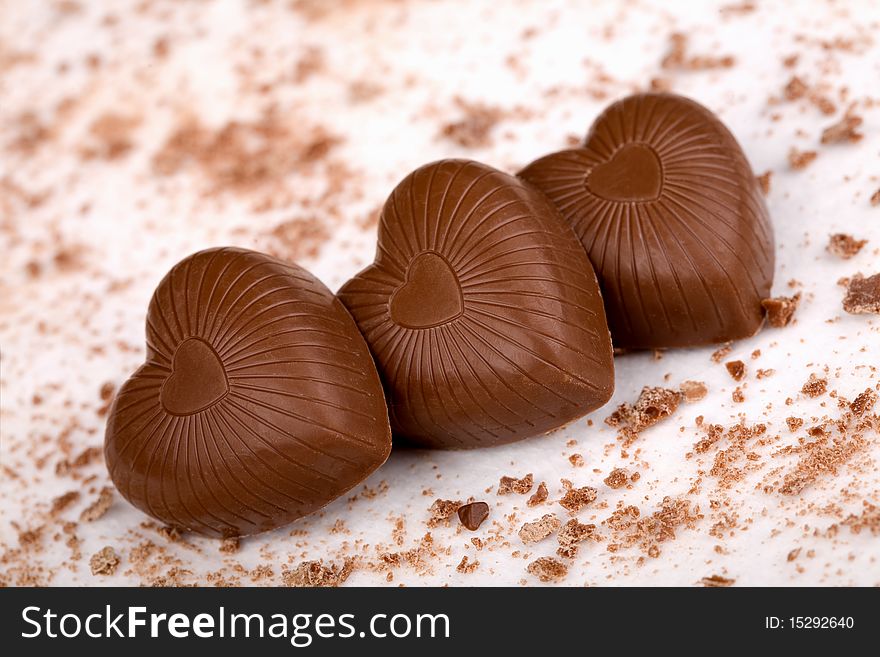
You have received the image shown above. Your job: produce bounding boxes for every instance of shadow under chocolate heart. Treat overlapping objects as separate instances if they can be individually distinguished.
[586,142,663,202]
[390,251,464,329]
[160,338,228,415]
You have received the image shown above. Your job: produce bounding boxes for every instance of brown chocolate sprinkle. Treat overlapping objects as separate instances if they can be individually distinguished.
[527,557,568,582]
[842,273,880,314]
[871,188,880,207]
[527,482,549,507]
[89,546,119,576]
[827,234,867,259]
[456,556,479,573]
[725,360,746,381]
[498,473,533,495]
[761,293,801,327]
[457,502,490,531]
[786,417,805,432]
[518,514,561,544]
[559,486,598,513]
[606,386,683,434]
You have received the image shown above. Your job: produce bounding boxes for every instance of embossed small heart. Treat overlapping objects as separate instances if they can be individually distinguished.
[160,338,228,415]
[389,251,463,329]
[587,142,663,202]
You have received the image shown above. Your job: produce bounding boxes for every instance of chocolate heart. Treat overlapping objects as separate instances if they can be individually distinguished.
[105,248,391,537]
[160,338,228,415]
[339,159,614,449]
[586,143,662,202]
[520,93,774,349]
[389,251,463,328]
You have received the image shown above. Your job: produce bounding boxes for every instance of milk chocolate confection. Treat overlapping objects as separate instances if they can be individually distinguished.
[520,93,775,349]
[338,159,614,449]
[105,247,391,537]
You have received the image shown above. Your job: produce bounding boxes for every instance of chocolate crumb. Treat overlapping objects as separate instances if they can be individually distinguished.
[756,170,772,196]
[786,417,805,432]
[788,148,817,170]
[518,514,561,544]
[850,389,877,416]
[427,499,463,528]
[556,519,598,558]
[283,559,353,587]
[527,557,568,582]
[680,380,708,402]
[606,386,682,434]
[604,468,629,489]
[89,546,119,576]
[871,188,880,207]
[827,234,867,259]
[725,360,746,381]
[79,486,113,522]
[457,501,490,531]
[219,538,240,554]
[527,482,548,507]
[761,294,801,327]
[842,273,880,314]
[700,574,735,587]
[456,556,479,573]
[801,374,827,398]
[820,110,863,144]
[568,453,585,467]
[559,486,598,513]
[498,473,533,495]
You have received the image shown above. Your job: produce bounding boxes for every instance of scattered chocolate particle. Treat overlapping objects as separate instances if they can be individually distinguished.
[427,499,463,528]
[725,360,746,381]
[457,501,490,531]
[680,380,708,402]
[79,486,113,522]
[756,170,772,196]
[606,387,683,434]
[761,293,801,327]
[219,537,240,554]
[786,417,805,432]
[559,486,598,513]
[801,374,827,398]
[827,233,867,259]
[527,557,568,582]
[604,469,629,490]
[784,76,808,100]
[527,482,549,507]
[820,110,863,144]
[518,514,561,544]
[89,546,119,576]
[556,519,598,558]
[841,502,880,535]
[568,453,585,467]
[456,556,479,573]
[700,574,735,587]
[438,99,503,148]
[787,548,802,562]
[850,388,877,416]
[498,473,533,495]
[661,32,735,70]
[842,273,880,314]
[50,491,80,517]
[756,368,775,379]
[282,559,354,587]
[788,148,817,170]
[711,344,732,363]
[871,188,880,207]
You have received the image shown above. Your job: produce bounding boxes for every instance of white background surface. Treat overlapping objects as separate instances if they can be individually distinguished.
[1,0,879,586]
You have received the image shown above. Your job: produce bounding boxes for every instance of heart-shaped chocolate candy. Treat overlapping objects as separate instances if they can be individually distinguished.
[160,338,228,415]
[520,93,774,349]
[389,251,463,328]
[105,247,391,537]
[338,159,614,449]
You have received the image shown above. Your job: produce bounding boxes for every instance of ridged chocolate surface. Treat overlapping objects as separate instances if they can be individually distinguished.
[338,159,614,449]
[520,93,775,349]
[104,247,392,537]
